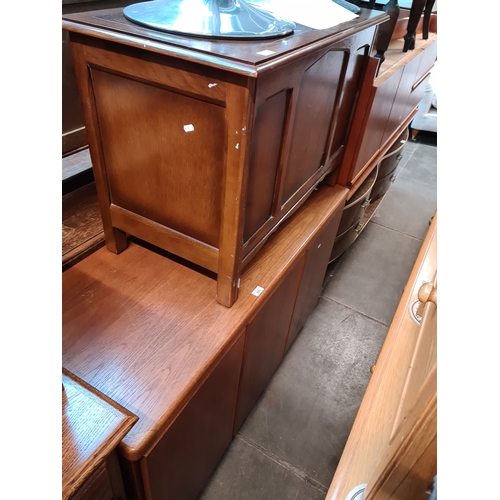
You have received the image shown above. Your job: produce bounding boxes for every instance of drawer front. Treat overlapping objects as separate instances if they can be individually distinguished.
[338,196,370,236]
[377,128,408,179]
[338,166,378,234]
[71,461,114,500]
[371,169,400,202]
[329,220,363,262]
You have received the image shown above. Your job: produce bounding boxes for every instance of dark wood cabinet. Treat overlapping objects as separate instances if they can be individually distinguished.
[286,206,344,352]
[63,7,385,306]
[324,34,437,261]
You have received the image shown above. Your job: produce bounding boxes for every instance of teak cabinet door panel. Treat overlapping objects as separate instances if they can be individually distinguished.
[285,207,344,352]
[143,333,245,500]
[90,68,226,248]
[234,257,306,432]
[282,50,347,203]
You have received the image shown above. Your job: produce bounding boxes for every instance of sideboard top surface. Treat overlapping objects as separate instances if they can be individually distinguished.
[62,7,386,75]
[62,183,348,461]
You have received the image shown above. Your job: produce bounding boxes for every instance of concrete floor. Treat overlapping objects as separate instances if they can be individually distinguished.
[198,132,437,500]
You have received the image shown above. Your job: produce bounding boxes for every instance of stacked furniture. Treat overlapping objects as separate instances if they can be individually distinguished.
[330,32,437,261]
[62,3,437,499]
[62,6,384,307]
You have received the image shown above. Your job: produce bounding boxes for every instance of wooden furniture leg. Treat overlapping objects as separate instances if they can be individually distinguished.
[374,0,400,65]
[403,0,426,52]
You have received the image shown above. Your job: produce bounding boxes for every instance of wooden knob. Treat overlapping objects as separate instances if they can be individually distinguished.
[417,282,437,307]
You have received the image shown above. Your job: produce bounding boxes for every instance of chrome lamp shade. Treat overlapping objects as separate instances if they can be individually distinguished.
[123,0,296,39]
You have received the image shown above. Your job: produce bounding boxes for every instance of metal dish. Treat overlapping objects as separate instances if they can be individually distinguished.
[123,0,296,39]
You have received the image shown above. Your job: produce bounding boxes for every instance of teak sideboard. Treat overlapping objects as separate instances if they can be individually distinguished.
[62,7,387,306]
[63,183,348,500]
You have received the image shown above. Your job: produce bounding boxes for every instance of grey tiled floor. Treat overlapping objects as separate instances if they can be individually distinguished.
[198,134,437,500]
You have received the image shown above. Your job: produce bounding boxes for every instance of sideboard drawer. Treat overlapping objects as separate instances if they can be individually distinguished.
[378,127,408,178]
[338,166,378,234]
[329,220,364,262]
[71,461,114,500]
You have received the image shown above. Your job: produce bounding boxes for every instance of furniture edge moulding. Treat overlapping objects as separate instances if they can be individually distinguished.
[62,9,388,77]
[62,19,260,77]
[335,53,380,187]
[253,11,389,77]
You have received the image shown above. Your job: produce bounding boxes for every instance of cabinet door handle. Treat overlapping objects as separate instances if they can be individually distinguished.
[416,282,437,317]
[418,282,437,307]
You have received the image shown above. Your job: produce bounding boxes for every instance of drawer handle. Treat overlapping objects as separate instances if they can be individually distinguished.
[354,222,364,234]
[390,174,397,182]
[396,153,403,161]
[418,282,437,307]
[361,200,370,209]
[416,282,437,317]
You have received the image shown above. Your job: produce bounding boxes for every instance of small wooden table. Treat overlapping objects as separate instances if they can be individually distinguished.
[62,368,138,500]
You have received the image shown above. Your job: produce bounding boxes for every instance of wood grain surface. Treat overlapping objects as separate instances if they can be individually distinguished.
[62,183,348,462]
[64,14,379,306]
[62,368,137,500]
[325,213,437,500]
[337,35,436,189]
[62,182,105,271]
